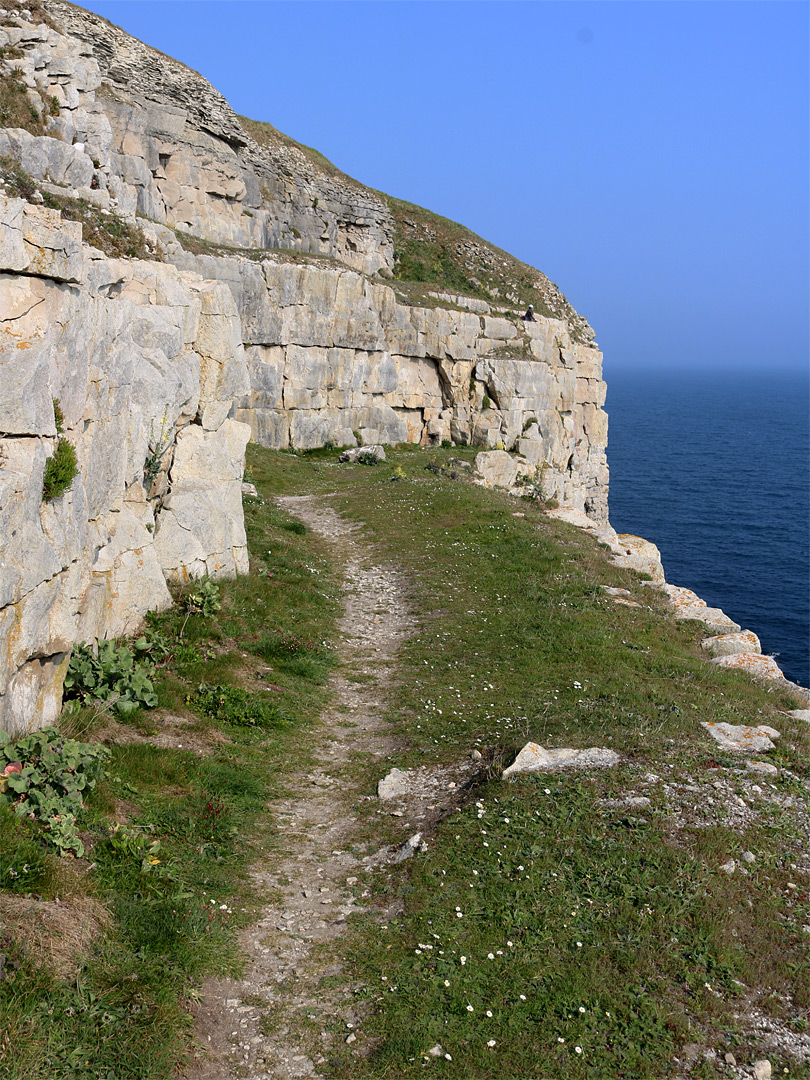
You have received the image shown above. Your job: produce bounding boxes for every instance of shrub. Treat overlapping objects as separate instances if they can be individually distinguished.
[52,398,64,434]
[192,683,290,728]
[357,449,380,466]
[42,437,78,502]
[0,728,109,856]
[63,640,158,716]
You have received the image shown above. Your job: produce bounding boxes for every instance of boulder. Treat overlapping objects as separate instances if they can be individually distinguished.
[709,653,783,680]
[701,630,761,657]
[701,722,781,753]
[502,741,620,779]
[377,767,410,800]
[611,534,665,585]
[663,584,741,632]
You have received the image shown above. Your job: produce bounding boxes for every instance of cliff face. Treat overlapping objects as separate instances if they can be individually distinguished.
[0,0,609,733]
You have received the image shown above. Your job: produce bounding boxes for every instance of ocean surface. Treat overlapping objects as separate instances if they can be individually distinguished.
[605,368,810,688]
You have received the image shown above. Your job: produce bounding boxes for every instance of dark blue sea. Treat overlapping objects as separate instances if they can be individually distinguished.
[605,368,810,688]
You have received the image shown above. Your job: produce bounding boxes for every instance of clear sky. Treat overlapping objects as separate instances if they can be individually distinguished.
[77,0,809,375]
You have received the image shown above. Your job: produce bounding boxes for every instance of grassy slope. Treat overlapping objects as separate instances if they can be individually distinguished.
[0,445,806,1079]
[258,446,809,1080]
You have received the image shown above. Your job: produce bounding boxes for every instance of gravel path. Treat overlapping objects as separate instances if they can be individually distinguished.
[185,495,411,1080]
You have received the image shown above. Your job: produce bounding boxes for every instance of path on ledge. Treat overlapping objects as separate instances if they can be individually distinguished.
[186,495,411,1080]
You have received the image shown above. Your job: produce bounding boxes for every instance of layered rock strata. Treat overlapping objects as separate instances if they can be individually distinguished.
[0,1,611,733]
[0,193,250,734]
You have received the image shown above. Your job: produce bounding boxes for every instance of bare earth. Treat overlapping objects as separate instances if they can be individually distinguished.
[184,495,413,1079]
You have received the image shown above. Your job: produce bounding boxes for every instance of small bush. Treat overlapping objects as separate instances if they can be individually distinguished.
[357,450,380,466]
[0,728,109,856]
[52,398,64,434]
[193,683,290,728]
[63,640,158,716]
[41,437,78,502]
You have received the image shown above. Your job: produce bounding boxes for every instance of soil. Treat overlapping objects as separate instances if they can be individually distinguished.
[183,494,453,1079]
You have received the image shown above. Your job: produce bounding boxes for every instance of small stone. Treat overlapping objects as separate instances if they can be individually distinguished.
[746,760,779,777]
[753,1060,772,1080]
[377,768,410,800]
[428,1045,444,1057]
[345,1032,356,1044]
[724,1051,736,1065]
[742,851,755,864]
[392,832,423,864]
[720,859,736,875]
[470,749,482,761]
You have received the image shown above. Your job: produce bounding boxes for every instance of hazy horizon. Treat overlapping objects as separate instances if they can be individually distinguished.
[79,0,809,375]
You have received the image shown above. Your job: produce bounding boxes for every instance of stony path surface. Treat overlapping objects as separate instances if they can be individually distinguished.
[185,495,411,1080]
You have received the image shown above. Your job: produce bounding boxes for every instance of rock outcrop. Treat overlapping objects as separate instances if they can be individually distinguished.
[0,193,250,734]
[0,0,611,731]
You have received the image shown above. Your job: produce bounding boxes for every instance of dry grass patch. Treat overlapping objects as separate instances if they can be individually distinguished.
[0,894,110,979]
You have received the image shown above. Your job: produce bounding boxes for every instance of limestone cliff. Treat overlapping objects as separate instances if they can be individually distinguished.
[0,0,610,733]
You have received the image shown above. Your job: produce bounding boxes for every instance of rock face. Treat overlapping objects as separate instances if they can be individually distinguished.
[0,195,250,735]
[0,1,610,525]
[0,2,610,732]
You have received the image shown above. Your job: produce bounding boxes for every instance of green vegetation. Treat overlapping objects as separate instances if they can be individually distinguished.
[0,69,43,134]
[63,641,159,717]
[41,437,78,502]
[238,113,351,181]
[0,479,341,1079]
[1,445,807,1078]
[0,157,149,259]
[0,729,109,857]
[238,446,808,1080]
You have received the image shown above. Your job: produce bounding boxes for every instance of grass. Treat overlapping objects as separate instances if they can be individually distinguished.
[231,446,808,1079]
[0,157,150,260]
[1,444,806,1078]
[0,478,340,1079]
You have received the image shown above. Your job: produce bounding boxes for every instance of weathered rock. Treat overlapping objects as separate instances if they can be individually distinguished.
[753,1060,772,1080]
[377,768,410,800]
[709,653,783,680]
[663,584,741,632]
[611,534,666,585]
[473,449,524,490]
[502,741,620,779]
[746,760,779,777]
[392,832,423,864]
[339,445,386,464]
[0,197,250,734]
[701,722,781,753]
[701,630,761,657]
[788,709,810,723]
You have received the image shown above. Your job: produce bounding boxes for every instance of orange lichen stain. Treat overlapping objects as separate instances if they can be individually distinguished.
[16,341,31,349]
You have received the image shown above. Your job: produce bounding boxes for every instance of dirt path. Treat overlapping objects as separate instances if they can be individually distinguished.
[185,495,412,1080]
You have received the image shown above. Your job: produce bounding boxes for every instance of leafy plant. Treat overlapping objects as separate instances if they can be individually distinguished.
[63,640,158,716]
[52,398,64,434]
[357,449,380,466]
[41,437,78,502]
[0,728,109,856]
[143,409,173,488]
[185,578,221,619]
[192,683,290,728]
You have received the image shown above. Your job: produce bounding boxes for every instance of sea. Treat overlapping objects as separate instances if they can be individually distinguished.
[605,368,810,688]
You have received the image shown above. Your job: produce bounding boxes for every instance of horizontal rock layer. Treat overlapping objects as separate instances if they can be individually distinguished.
[0,194,250,735]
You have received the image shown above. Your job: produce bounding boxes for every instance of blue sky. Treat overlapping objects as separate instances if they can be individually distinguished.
[79,1,809,374]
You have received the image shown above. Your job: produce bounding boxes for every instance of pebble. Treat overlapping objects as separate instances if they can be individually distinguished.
[742,850,756,864]
[428,1044,444,1057]
[720,859,736,875]
[753,1060,772,1080]
[724,1051,736,1065]
[345,1032,356,1044]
